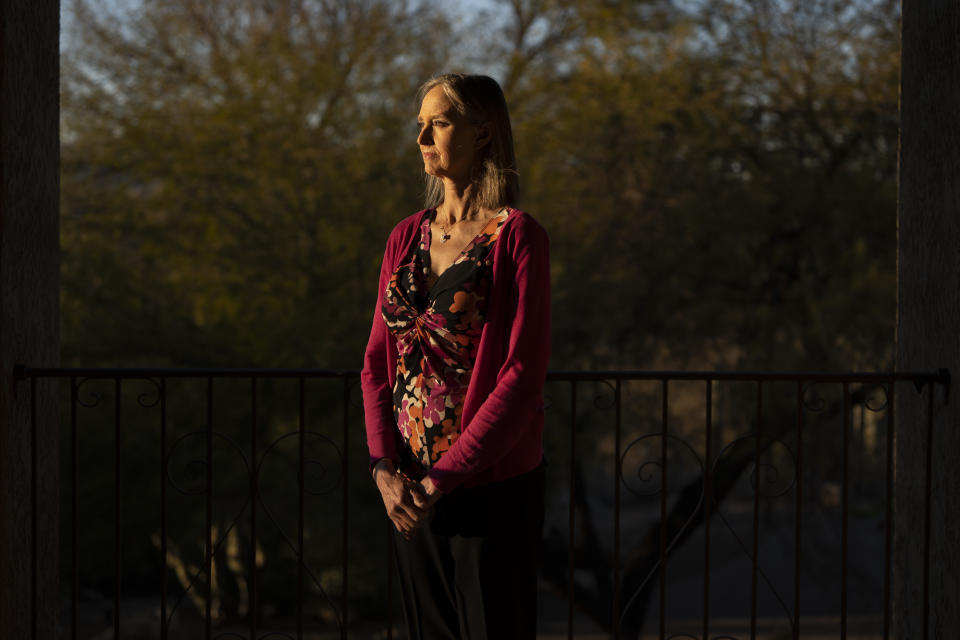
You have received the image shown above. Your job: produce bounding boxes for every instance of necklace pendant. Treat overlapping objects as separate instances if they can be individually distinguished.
[440,231,451,243]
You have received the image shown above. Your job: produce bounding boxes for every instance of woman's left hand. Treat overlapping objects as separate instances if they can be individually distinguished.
[414,476,443,509]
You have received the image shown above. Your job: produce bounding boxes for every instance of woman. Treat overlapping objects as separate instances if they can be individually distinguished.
[360,73,551,638]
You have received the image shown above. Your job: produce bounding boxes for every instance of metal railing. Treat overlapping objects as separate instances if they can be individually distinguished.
[14,366,950,639]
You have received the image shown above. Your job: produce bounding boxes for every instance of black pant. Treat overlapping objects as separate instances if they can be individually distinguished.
[393,463,546,640]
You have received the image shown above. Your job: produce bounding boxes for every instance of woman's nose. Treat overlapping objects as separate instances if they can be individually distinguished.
[417,125,432,145]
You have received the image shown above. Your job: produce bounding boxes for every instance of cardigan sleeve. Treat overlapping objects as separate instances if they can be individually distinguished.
[360,237,400,467]
[427,218,551,492]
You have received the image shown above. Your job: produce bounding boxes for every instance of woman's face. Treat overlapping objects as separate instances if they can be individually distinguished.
[417,86,485,184]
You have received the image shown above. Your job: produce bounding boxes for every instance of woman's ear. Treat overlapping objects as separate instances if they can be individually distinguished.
[474,122,492,149]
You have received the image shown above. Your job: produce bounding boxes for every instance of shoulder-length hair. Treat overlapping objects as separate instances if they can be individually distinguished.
[416,73,519,209]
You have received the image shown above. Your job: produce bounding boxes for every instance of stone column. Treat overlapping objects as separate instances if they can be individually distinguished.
[896,0,959,637]
[0,0,60,636]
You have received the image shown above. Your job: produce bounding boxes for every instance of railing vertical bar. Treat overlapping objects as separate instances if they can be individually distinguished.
[160,378,168,640]
[841,382,850,640]
[793,381,804,640]
[703,380,713,640]
[883,383,895,640]
[30,377,38,640]
[750,380,762,640]
[71,377,79,640]
[568,380,577,640]
[613,378,622,640]
[922,382,934,640]
[387,525,394,640]
[205,376,213,640]
[342,376,351,639]
[298,376,306,640]
[250,376,258,639]
[659,378,668,640]
[115,378,122,640]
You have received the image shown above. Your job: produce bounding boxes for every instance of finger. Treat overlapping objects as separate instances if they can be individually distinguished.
[399,506,427,526]
[384,482,419,508]
[389,505,417,529]
[394,497,429,525]
[391,515,413,536]
[396,514,421,538]
[410,489,429,509]
[397,492,429,516]
[392,518,412,538]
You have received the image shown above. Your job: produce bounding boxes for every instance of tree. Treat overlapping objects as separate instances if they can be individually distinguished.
[62,0,454,368]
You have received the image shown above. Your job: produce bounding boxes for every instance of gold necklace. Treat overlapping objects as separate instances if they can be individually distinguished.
[437,210,470,243]
[438,207,506,242]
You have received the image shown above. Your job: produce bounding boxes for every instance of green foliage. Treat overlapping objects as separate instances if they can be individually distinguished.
[62,0,453,368]
[62,0,898,372]
[507,0,899,370]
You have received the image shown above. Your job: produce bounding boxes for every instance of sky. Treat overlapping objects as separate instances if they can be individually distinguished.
[60,0,507,51]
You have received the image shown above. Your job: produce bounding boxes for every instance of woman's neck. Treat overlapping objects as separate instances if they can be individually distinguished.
[438,179,481,225]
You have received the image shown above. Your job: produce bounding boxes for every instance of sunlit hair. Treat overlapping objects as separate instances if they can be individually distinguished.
[416,73,519,209]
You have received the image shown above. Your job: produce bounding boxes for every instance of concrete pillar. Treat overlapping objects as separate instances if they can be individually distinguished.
[0,0,60,636]
[895,1,960,637]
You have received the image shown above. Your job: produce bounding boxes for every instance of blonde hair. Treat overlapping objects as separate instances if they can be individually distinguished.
[416,73,519,209]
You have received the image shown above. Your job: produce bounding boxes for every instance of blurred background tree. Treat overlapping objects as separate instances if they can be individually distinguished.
[62,0,455,367]
[61,0,899,373]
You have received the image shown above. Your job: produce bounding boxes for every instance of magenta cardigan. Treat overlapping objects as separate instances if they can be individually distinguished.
[361,208,551,493]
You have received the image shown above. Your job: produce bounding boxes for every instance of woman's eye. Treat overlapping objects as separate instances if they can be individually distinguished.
[433,120,448,127]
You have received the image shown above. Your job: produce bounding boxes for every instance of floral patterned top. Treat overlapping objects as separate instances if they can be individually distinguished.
[381,208,510,473]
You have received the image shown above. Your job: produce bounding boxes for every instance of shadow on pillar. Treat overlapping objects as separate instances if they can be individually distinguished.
[0,0,60,636]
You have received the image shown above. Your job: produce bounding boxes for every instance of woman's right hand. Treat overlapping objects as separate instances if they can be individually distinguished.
[372,460,429,537]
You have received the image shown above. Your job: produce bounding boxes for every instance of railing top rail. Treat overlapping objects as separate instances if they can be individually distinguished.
[546,369,951,384]
[13,364,950,386]
[13,366,360,379]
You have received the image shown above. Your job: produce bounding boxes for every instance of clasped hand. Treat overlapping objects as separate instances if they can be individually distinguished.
[373,461,441,537]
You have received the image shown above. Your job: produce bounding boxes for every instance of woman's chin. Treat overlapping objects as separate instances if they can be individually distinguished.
[423,166,448,179]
